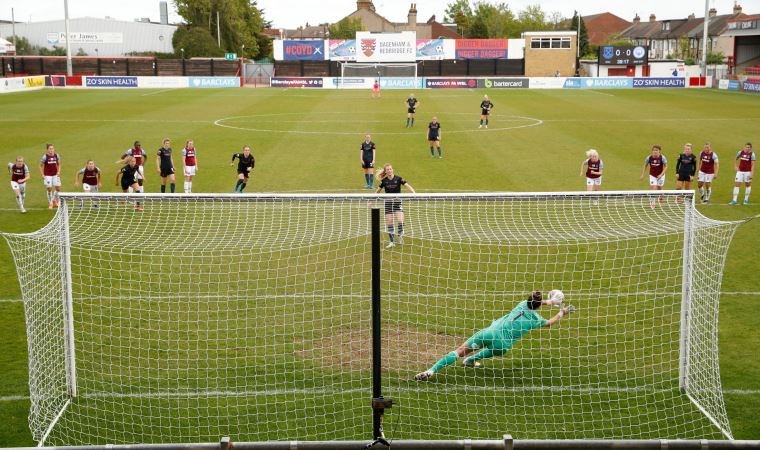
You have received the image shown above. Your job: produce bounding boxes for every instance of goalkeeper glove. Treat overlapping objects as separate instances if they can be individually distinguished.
[560,305,575,317]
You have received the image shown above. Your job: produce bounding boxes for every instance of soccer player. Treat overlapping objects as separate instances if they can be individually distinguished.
[414,291,575,381]
[182,139,198,193]
[231,145,255,193]
[580,149,603,191]
[427,117,442,159]
[372,79,380,98]
[406,94,419,128]
[8,156,30,213]
[640,145,668,191]
[118,141,147,192]
[479,95,493,129]
[156,138,175,193]
[375,163,416,248]
[697,142,719,204]
[360,134,376,189]
[75,160,102,193]
[675,143,697,191]
[39,143,61,209]
[730,142,755,205]
[116,156,142,211]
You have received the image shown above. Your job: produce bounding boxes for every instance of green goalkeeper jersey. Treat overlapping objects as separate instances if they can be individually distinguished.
[488,300,547,341]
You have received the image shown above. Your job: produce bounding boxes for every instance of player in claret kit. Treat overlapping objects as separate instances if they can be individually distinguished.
[427,117,442,159]
[415,290,574,381]
[580,149,603,191]
[479,95,493,129]
[118,141,147,193]
[360,134,376,189]
[75,160,102,193]
[730,142,755,206]
[675,143,697,191]
[39,144,61,209]
[182,139,198,193]
[697,142,719,204]
[640,144,668,191]
[231,146,255,193]
[8,156,30,213]
[406,94,419,128]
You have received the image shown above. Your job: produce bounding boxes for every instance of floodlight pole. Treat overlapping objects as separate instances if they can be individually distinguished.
[217,10,221,47]
[63,0,73,76]
[701,0,709,76]
[11,8,16,49]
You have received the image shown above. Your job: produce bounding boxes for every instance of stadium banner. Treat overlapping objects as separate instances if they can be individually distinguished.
[484,77,529,89]
[563,77,633,89]
[416,39,455,60]
[529,77,567,89]
[598,45,648,65]
[718,79,740,91]
[329,39,356,61]
[271,77,324,88]
[24,76,46,89]
[455,39,509,59]
[425,78,479,89]
[137,77,190,88]
[323,77,375,89]
[45,75,66,87]
[83,76,138,88]
[356,31,416,62]
[633,77,686,88]
[283,40,325,61]
[379,77,425,89]
[0,76,45,93]
[188,77,240,88]
[47,31,123,45]
[743,80,760,93]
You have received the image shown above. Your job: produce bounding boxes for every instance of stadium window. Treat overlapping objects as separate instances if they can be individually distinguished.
[561,38,571,48]
[530,37,572,50]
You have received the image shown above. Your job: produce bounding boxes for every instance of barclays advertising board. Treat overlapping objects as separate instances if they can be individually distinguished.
[564,78,633,89]
[379,77,424,89]
[189,77,240,88]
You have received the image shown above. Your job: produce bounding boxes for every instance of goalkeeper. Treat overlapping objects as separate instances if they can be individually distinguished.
[415,291,575,381]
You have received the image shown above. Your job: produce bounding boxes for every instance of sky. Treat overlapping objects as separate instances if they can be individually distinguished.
[0,0,755,28]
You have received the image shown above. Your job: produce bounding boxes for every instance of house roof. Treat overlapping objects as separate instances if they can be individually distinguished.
[621,12,746,40]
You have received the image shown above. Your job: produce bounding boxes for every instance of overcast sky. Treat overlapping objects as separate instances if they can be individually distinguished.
[0,0,753,28]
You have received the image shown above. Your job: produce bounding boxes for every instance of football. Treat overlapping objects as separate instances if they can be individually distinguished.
[548,289,564,306]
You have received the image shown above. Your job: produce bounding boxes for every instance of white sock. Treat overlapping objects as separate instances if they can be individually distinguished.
[699,187,704,196]
[47,191,53,204]
[745,187,752,201]
[54,191,59,201]
[706,188,711,200]
[733,187,740,201]
[188,181,192,193]
[184,181,190,193]
[15,196,21,206]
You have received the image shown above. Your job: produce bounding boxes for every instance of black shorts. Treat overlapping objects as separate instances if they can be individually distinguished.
[237,169,251,177]
[384,199,403,214]
[428,135,440,142]
[362,161,374,169]
[408,108,416,114]
[677,173,693,182]
[121,179,136,191]
[160,167,175,178]
[481,109,490,116]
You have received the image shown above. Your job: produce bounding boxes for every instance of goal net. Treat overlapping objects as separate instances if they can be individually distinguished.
[339,62,418,87]
[2,192,739,445]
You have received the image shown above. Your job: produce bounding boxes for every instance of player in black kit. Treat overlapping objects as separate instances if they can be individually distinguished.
[428,117,442,159]
[675,143,698,191]
[375,163,416,248]
[155,138,175,193]
[231,145,255,192]
[406,94,419,128]
[360,134,376,189]
[479,95,493,129]
[116,156,142,211]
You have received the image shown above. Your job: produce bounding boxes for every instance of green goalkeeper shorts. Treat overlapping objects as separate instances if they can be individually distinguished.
[466,328,515,353]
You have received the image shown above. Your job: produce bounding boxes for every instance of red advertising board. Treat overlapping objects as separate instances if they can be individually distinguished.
[455,39,509,59]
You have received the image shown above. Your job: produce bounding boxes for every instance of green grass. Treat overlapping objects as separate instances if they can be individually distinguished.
[0,87,759,445]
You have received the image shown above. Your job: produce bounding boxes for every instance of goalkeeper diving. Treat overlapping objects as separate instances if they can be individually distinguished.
[415,290,575,381]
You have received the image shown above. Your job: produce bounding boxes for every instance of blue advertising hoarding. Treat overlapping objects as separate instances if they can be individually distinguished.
[284,40,325,61]
[633,78,686,88]
[189,77,240,88]
[379,77,424,89]
[85,76,138,87]
[744,80,760,93]
[564,77,633,89]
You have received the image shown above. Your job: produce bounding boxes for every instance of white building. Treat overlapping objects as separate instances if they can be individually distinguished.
[0,17,177,56]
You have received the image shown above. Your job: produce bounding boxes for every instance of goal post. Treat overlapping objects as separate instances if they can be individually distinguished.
[1,191,740,445]
[339,62,418,88]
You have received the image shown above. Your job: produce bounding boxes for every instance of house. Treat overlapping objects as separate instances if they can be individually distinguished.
[582,12,630,45]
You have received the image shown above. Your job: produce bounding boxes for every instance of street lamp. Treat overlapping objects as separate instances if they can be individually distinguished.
[180,48,185,59]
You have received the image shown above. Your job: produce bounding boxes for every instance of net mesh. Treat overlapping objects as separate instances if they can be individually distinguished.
[1,192,737,445]
[340,63,418,81]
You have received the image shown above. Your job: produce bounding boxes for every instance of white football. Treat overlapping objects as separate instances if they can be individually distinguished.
[548,289,564,306]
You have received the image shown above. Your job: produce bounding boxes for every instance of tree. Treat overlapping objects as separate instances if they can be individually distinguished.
[706,51,725,65]
[75,48,88,56]
[468,2,516,38]
[517,4,552,33]
[5,36,32,55]
[172,26,225,58]
[444,0,473,36]
[569,11,589,58]
[328,17,365,39]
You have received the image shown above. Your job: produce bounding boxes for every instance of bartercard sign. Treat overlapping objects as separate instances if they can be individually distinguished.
[355,32,416,62]
[47,32,123,45]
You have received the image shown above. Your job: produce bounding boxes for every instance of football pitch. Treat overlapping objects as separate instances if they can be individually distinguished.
[0,87,758,445]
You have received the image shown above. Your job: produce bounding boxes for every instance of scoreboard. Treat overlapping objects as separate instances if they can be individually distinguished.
[598,45,648,65]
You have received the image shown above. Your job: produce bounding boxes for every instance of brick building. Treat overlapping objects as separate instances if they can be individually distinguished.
[582,12,631,45]
[522,31,578,77]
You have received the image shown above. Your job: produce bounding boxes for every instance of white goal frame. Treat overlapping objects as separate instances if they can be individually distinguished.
[338,62,418,88]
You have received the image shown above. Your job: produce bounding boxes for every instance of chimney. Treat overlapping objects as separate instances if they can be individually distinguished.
[633,14,640,24]
[159,1,168,25]
[733,3,742,15]
[688,13,695,20]
[708,8,717,18]
[408,3,417,27]
[649,13,656,22]
[357,0,375,12]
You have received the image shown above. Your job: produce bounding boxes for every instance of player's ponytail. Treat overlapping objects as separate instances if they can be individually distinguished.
[376,163,392,181]
[528,291,543,310]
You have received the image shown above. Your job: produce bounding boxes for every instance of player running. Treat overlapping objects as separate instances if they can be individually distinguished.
[580,149,603,191]
[375,163,416,249]
[372,79,380,98]
[640,145,668,191]
[75,160,102,193]
[415,290,575,381]
[697,142,719,204]
[156,138,175,193]
[675,143,697,191]
[428,117,442,159]
[39,144,61,209]
[730,142,755,206]
[116,156,142,211]
[406,94,419,128]
[479,95,493,129]
[8,156,30,213]
[182,139,198,193]
[360,134,376,189]
[118,141,146,192]
[231,146,255,193]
